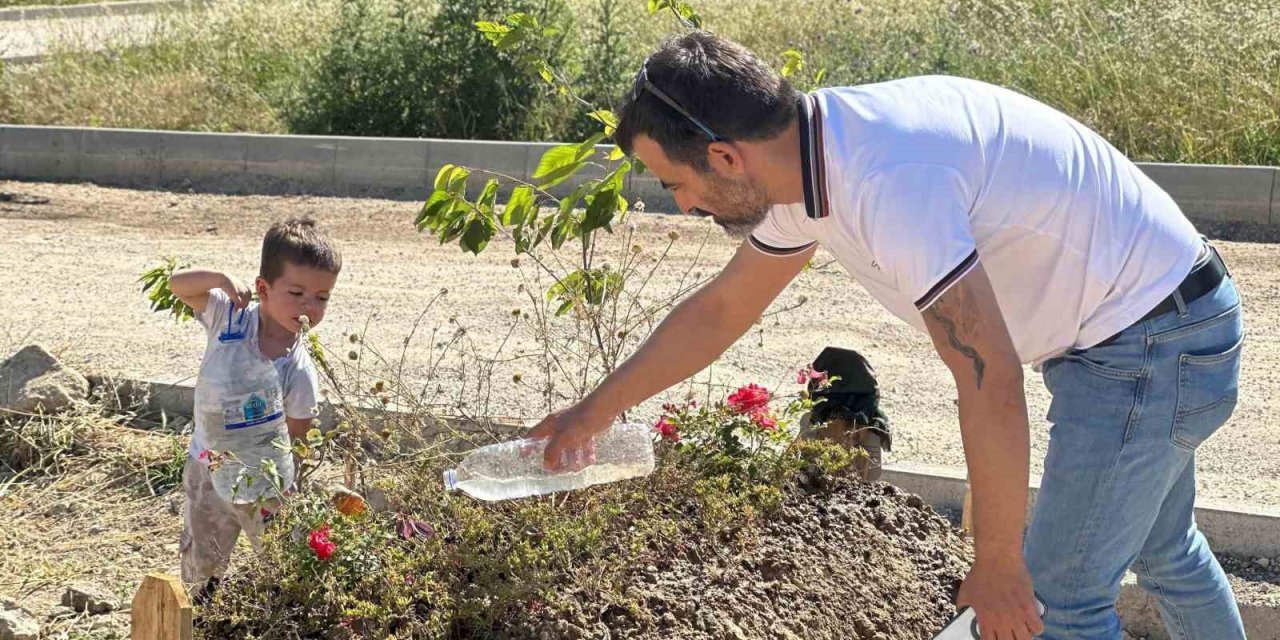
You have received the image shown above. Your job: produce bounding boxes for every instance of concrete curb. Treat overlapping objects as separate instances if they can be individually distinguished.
[87,374,1280,638]
[0,0,193,22]
[2,125,1278,224]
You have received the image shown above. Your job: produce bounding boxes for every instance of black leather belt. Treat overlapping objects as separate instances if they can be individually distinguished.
[1094,245,1229,347]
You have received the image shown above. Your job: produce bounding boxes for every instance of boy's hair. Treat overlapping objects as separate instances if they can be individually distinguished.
[615,31,799,171]
[260,217,342,282]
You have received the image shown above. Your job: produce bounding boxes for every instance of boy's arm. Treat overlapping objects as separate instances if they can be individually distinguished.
[169,268,252,315]
[286,417,314,440]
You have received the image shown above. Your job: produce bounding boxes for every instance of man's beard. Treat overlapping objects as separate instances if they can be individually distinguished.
[699,172,770,240]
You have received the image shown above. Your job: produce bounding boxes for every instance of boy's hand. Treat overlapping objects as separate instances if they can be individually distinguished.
[221,277,254,310]
[170,268,252,315]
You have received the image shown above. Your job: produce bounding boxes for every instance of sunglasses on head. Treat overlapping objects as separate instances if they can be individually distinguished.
[632,60,726,142]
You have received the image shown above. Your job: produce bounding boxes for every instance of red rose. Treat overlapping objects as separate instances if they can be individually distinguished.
[751,411,778,431]
[308,525,336,561]
[654,417,681,443]
[727,384,771,415]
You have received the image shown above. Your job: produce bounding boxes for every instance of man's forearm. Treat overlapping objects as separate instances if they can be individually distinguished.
[959,366,1031,561]
[584,288,754,417]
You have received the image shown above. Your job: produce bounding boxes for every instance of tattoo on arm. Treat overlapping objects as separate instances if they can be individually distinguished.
[925,288,986,389]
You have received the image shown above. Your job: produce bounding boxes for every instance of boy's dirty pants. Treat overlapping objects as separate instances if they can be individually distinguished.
[179,456,279,586]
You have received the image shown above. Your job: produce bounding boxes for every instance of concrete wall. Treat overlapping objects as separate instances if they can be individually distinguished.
[3,125,1277,224]
[0,0,194,22]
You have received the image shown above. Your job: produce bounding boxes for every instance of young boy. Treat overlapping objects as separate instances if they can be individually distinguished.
[169,217,341,596]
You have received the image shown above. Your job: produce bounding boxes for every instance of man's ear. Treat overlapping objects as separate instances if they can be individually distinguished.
[255,276,269,301]
[706,141,746,176]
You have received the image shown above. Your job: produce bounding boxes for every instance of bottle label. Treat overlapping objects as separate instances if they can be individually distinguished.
[221,388,284,430]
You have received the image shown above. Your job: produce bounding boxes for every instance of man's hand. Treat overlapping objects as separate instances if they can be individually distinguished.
[525,401,616,473]
[524,240,815,474]
[958,554,1044,639]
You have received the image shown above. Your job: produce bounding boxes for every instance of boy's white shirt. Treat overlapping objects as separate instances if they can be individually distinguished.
[189,288,321,455]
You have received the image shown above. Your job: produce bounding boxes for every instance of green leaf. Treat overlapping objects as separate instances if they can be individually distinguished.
[533,146,583,188]
[460,215,495,255]
[607,145,626,161]
[647,0,665,15]
[503,185,535,226]
[550,215,574,250]
[601,160,630,192]
[559,181,592,219]
[533,133,604,189]
[676,2,702,28]
[477,178,500,211]
[417,190,451,230]
[475,21,509,36]
[505,12,539,29]
[433,164,457,192]
[537,61,555,84]
[781,49,804,78]
[446,166,470,195]
[583,187,620,234]
[138,257,195,322]
[587,110,619,137]
[814,68,828,85]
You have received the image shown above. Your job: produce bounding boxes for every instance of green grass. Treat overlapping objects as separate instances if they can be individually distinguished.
[0,0,1276,165]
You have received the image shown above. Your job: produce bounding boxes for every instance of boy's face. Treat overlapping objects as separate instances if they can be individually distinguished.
[256,262,339,334]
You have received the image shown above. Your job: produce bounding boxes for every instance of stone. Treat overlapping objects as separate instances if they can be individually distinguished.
[1255,556,1272,569]
[61,585,117,615]
[721,619,749,640]
[0,345,89,414]
[44,606,74,621]
[0,598,38,640]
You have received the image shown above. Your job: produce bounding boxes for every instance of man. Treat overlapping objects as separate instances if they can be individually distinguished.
[528,31,1244,640]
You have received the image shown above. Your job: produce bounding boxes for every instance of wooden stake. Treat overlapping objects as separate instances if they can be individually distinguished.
[131,573,192,640]
[961,482,974,537]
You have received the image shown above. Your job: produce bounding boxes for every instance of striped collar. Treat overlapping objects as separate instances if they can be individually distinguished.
[797,92,831,219]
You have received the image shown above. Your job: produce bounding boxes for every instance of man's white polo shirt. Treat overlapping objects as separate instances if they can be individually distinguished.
[750,75,1202,367]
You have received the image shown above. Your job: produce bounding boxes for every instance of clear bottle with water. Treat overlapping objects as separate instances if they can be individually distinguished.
[443,422,655,501]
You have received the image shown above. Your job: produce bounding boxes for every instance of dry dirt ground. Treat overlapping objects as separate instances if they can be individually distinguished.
[1,179,1278,514]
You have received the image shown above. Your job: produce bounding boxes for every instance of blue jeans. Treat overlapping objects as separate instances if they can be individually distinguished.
[1026,273,1246,639]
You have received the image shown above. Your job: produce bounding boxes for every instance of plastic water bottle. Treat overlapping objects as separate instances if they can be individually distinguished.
[443,422,655,501]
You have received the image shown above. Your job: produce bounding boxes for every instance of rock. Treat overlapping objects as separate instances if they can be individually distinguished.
[1255,557,1272,569]
[0,345,89,414]
[61,585,117,615]
[906,495,925,509]
[0,598,38,640]
[44,606,75,621]
[720,619,749,640]
[44,502,77,518]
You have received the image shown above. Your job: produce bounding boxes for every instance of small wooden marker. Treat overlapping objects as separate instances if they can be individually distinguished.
[131,573,193,640]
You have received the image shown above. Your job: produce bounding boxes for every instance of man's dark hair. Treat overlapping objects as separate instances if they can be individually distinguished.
[260,217,342,282]
[615,31,799,171]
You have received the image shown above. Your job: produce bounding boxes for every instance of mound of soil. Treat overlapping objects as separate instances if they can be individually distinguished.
[524,478,972,640]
